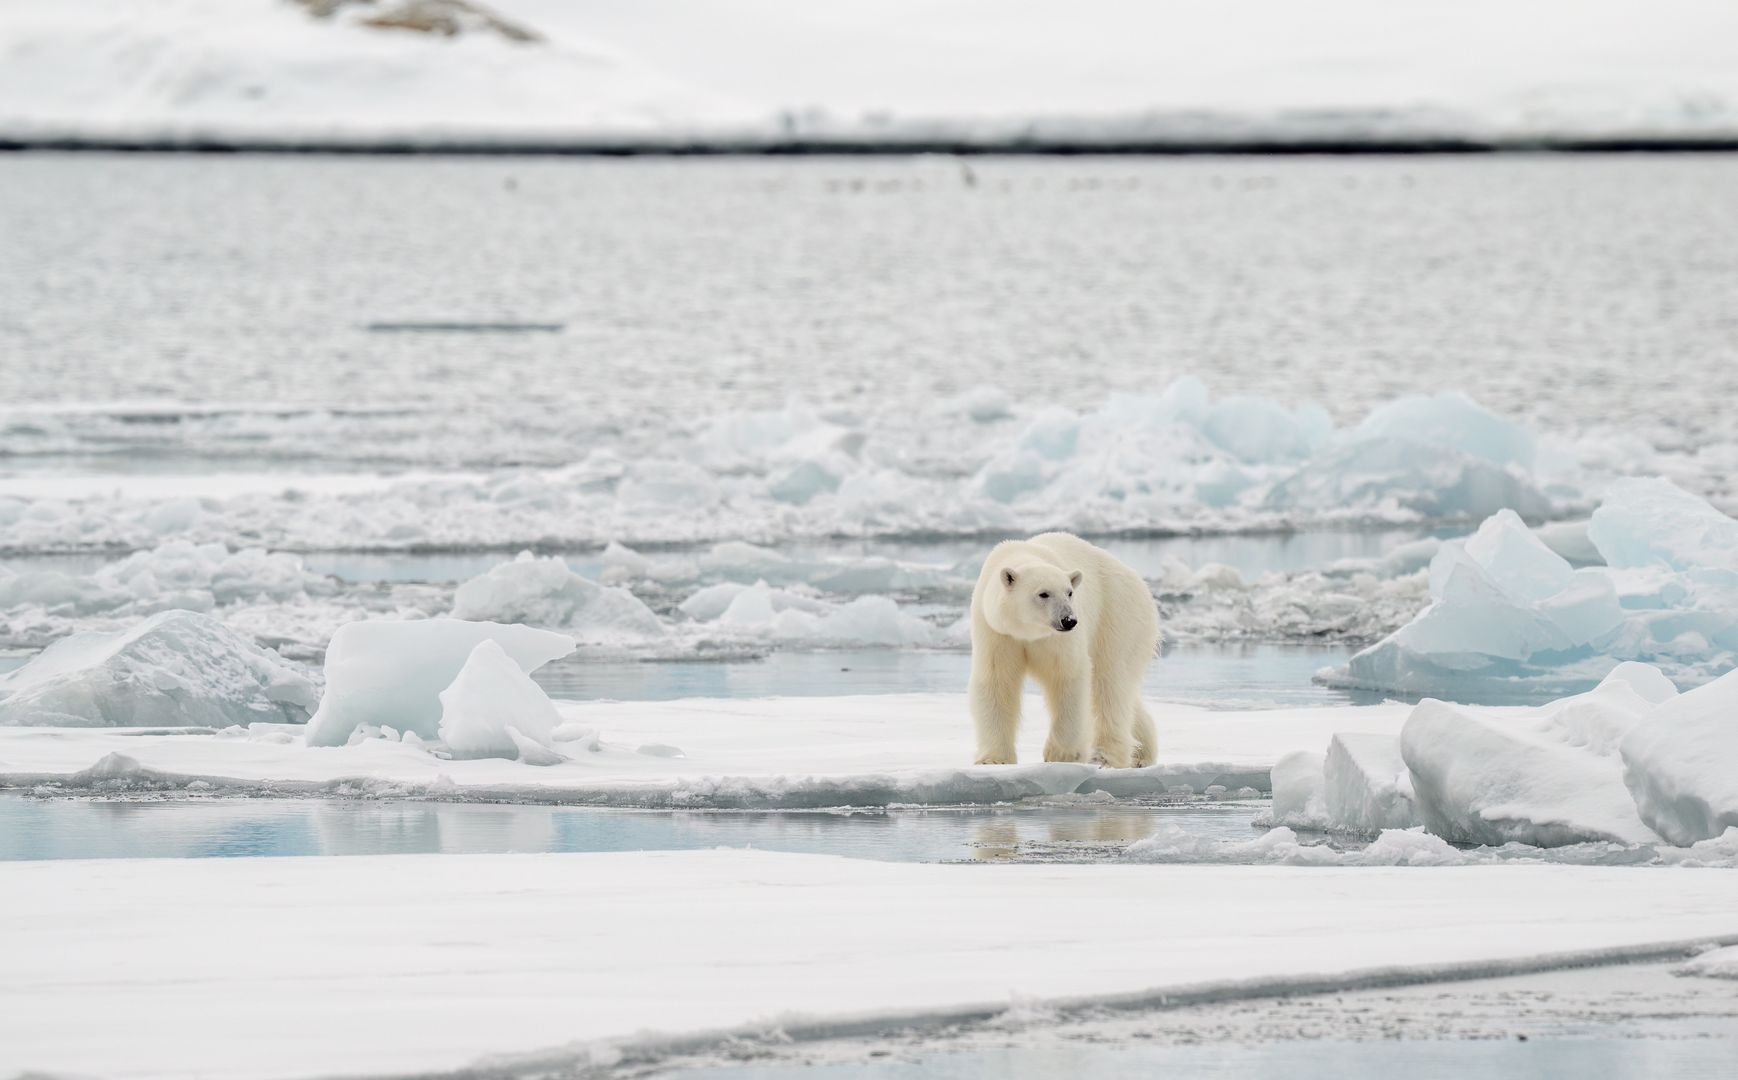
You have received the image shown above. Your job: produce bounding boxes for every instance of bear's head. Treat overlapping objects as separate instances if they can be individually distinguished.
[986,563,1084,640]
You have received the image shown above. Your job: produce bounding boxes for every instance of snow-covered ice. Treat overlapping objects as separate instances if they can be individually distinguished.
[1271,662,1738,850]
[1400,666,1670,847]
[2,849,1736,1080]
[0,696,1406,807]
[1323,733,1421,833]
[1325,481,1738,696]
[1621,665,1738,845]
[302,618,574,747]
[0,610,315,728]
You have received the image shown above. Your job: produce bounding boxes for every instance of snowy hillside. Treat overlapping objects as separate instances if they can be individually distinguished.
[2,0,1737,146]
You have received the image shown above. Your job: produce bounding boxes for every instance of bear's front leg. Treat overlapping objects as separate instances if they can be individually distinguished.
[1041,675,1093,763]
[969,641,1023,765]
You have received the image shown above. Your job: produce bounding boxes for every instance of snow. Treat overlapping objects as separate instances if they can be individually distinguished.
[436,639,564,761]
[2,849,1736,1080]
[451,551,664,642]
[5,1,1738,145]
[1621,666,1738,845]
[302,618,574,747]
[1325,482,1738,695]
[0,0,745,144]
[0,610,315,728]
[0,696,1408,807]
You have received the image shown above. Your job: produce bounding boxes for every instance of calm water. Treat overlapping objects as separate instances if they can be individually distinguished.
[0,796,1264,863]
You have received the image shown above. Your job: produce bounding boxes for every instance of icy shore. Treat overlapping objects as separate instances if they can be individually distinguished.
[4,1,1737,147]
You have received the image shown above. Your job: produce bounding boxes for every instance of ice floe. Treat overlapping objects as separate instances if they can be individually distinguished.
[0,610,315,728]
[7,850,1737,1080]
[0,696,1403,808]
[303,618,575,747]
[1323,480,1738,696]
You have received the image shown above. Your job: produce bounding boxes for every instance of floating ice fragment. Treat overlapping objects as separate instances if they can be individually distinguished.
[304,618,573,747]
[438,639,564,762]
[0,610,316,728]
[452,553,663,641]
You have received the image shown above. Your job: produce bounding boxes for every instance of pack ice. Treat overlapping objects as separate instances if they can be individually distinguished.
[1324,480,1738,696]
[0,610,316,727]
[0,383,1595,554]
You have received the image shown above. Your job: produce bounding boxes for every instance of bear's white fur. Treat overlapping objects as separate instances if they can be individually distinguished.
[969,532,1160,767]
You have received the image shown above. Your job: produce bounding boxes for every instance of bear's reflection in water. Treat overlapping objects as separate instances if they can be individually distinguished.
[970,811,1163,861]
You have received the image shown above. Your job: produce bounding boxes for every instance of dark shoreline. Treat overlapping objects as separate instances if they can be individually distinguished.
[5,134,1738,157]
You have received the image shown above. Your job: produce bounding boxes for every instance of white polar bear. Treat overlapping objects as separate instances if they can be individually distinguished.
[969,532,1160,767]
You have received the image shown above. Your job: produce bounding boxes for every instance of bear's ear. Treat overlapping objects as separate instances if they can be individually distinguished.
[1001,568,1017,589]
[1068,570,1083,589]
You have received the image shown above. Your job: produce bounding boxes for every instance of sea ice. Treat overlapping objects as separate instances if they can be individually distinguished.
[1325,484,1738,695]
[451,552,663,641]
[0,540,326,619]
[1588,477,1738,573]
[303,618,574,747]
[437,640,564,763]
[0,385,1622,554]
[0,609,316,728]
[1268,750,1327,827]
[1400,665,1673,847]
[1323,733,1421,833]
[1620,666,1738,845]
[1678,945,1738,980]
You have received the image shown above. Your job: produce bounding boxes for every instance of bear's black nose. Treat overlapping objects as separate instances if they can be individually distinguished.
[1058,617,1078,632]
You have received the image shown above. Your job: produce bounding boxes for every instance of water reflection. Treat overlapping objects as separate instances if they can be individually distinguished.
[0,797,1263,864]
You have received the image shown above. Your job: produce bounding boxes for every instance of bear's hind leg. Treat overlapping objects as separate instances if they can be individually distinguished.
[1130,701,1158,767]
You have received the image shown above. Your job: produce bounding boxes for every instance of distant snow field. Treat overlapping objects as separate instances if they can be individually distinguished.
[1,0,1737,144]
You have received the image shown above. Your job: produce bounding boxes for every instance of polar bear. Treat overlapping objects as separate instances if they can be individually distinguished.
[969,532,1159,768]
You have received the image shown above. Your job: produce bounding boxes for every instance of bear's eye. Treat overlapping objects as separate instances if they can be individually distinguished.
[1037,591,1050,600]
[1067,590,1073,598]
